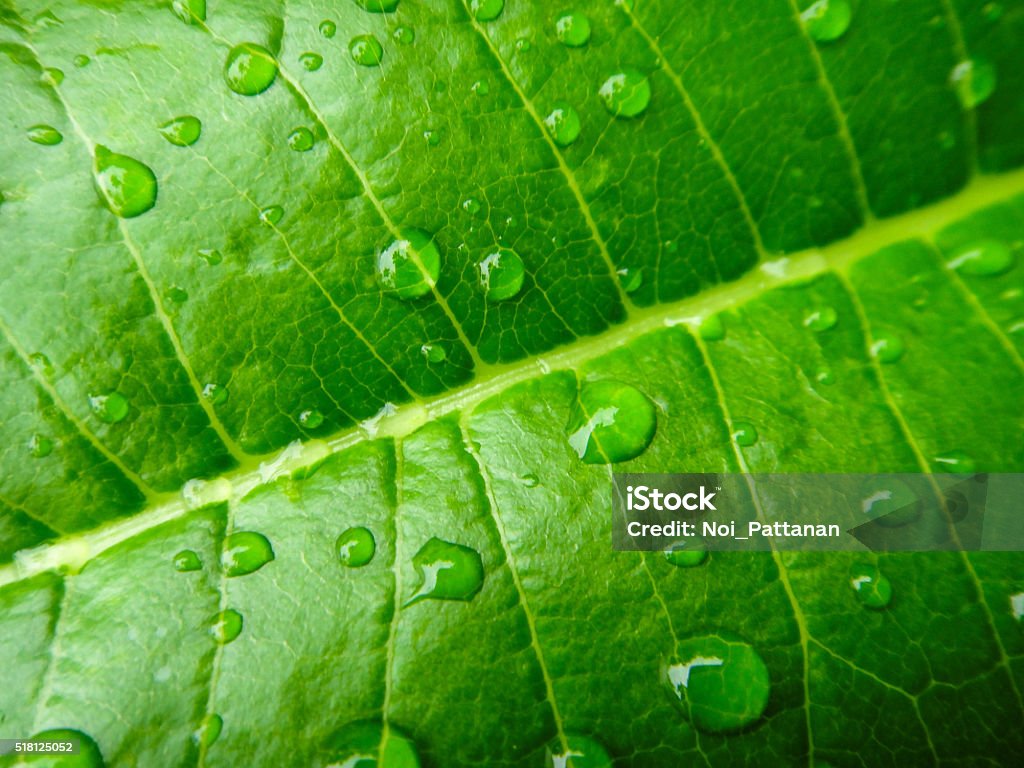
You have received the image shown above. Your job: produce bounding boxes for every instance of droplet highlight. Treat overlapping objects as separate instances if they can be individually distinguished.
[211,608,243,644]
[299,409,325,429]
[287,127,315,152]
[300,52,324,71]
[323,721,420,767]
[28,433,54,458]
[171,0,206,24]
[394,26,415,45]
[407,537,484,605]
[664,540,708,568]
[202,383,228,406]
[567,380,657,464]
[545,735,612,768]
[731,421,758,447]
[803,306,837,331]
[222,531,275,577]
[470,0,504,22]
[870,332,904,363]
[319,19,337,38]
[950,57,996,109]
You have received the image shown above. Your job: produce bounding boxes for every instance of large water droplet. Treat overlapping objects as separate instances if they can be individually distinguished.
[93,146,157,218]
[544,102,582,147]
[803,306,838,331]
[319,19,337,38]
[174,549,202,572]
[950,57,996,108]
[27,124,63,145]
[159,115,202,147]
[260,205,284,226]
[462,197,482,215]
[599,69,651,118]
[662,635,770,732]
[337,526,375,567]
[870,332,904,363]
[545,735,612,768]
[947,239,1015,277]
[354,0,400,11]
[350,35,384,67]
[19,729,105,767]
[323,721,420,766]
[300,52,324,71]
[800,0,852,43]
[849,563,892,608]
[555,12,592,48]
[28,433,54,458]
[171,0,206,24]
[192,713,222,749]
[89,391,129,423]
[731,421,758,447]
[567,380,657,464]
[377,229,441,299]
[478,248,525,302]
[407,537,484,605]
[202,383,228,406]
[394,26,415,45]
[211,608,243,644]
[222,531,275,577]
[470,0,504,22]
[664,540,708,568]
[224,43,278,95]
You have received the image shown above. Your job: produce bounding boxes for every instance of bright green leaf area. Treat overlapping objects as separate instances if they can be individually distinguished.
[1,0,1023,766]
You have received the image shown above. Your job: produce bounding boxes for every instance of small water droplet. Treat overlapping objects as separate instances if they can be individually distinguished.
[211,608,243,644]
[33,10,63,29]
[814,368,834,385]
[545,735,612,767]
[393,25,415,45]
[471,78,490,96]
[22,730,105,767]
[192,713,222,749]
[800,0,852,43]
[173,549,202,572]
[355,0,400,11]
[202,383,228,406]
[933,450,976,474]
[259,205,284,225]
[599,69,651,118]
[618,267,643,294]
[28,433,54,458]
[89,391,129,423]
[698,314,726,341]
[27,124,63,146]
[159,115,202,147]
[478,248,525,302]
[324,721,420,766]
[29,352,54,377]
[73,54,90,68]
[515,38,532,52]
[1010,592,1024,621]
[423,128,441,146]
[555,12,592,47]
[946,239,1015,277]
[861,479,922,527]
[42,67,64,86]
[224,43,278,95]
[349,35,384,67]
[849,563,892,608]
[662,634,770,732]
[567,380,657,464]
[950,57,996,109]
[336,526,375,567]
[299,408,324,429]
[198,248,223,265]
[870,332,904,363]
[319,19,337,38]
[287,126,315,152]
[377,229,441,299]
[421,344,447,363]
[300,51,324,71]
[93,145,158,218]
[664,540,708,568]
[171,0,206,24]
[407,537,484,604]
[520,473,539,488]
[544,102,582,147]
[165,286,188,304]
[222,531,275,577]
[470,0,505,22]
[462,197,482,215]
[804,306,838,331]
[731,421,758,447]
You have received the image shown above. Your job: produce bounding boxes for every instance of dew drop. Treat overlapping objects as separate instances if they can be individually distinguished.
[516,38,532,52]
[287,126,315,152]
[89,391,129,423]
[950,57,996,109]
[28,433,54,458]
[42,67,64,86]
[324,721,420,767]
[618,267,643,294]
[21,729,105,767]
[222,531,275,577]
[211,608,243,644]
[260,205,284,225]
[171,0,206,24]
[544,102,582,147]
[520,473,540,488]
[555,12,592,48]
[192,713,222,749]
[567,380,657,464]
[173,549,202,572]
[803,306,837,331]
[599,69,651,118]
[849,563,892,608]
[407,537,484,605]
[946,239,1015,277]
[731,421,758,447]
[462,197,482,215]
[471,79,490,96]
[377,229,441,299]
[202,383,228,406]
[198,248,223,266]
[73,54,90,68]
[698,314,726,341]
[470,0,505,22]
[814,368,834,386]
[393,25,415,45]
[159,115,202,147]
[870,332,904,363]
[545,734,612,768]
[319,19,337,38]
[349,35,384,67]
[664,539,708,568]
[423,128,441,146]
[800,0,852,43]
[27,124,63,146]
[300,51,324,71]
[29,352,54,377]
[478,248,525,302]
[861,479,922,527]
[662,634,770,732]
[224,43,278,95]
[1011,592,1024,622]
[165,285,188,304]
[299,408,325,429]
[336,526,375,567]
[93,145,158,218]
[421,344,447,363]
[354,0,400,11]
[933,450,976,474]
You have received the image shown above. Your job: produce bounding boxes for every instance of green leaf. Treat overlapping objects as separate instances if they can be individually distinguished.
[1,1,1023,766]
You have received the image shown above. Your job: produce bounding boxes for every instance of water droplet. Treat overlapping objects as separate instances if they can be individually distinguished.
[222,531,275,577]
[349,35,384,67]
[600,69,651,118]
[172,0,206,24]
[354,0,400,11]
[470,0,505,22]
[946,239,1015,277]
[861,479,922,527]
[950,57,996,109]
[664,540,708,568]
[421,344,447,363]
[299,409,324,429]
[393,26,415,45]
[202,383,228,406]
[211,608,243,644]
[983,2,1004,22]
[423,128,441,146]
[159,115,202,147]
[89,392,129,423]
[814,368,834,385]
[28,433,54,458]
[165,285,188,304]
[73,54,90,68]
[933,450,976,474]
[198,248,223,266]
[462,197,482,215]
[300,51,324,71]
[731,421,758,447]
[192,713,222,749]
[698,314,726,341]
[173,549,202,572]
[21,730,105,767]
[319,19,337,38]
[1010,592,1024,621]
[27,124,63,146]
[520,473,540,488]
[849,563,892,608]
[406,537,484,604]
[663,634,770,732]
[324,721,420,766]
[287,126,315,152]
[804,306,837,331]
[567,380,657,464]
[377,229,441,299]
[545,735,612,767]
[42,67,64,86]
[618,267,643,294]
[478,248,525,302]
[471,78,490,96]
[555,12,592,47]
[516,38,532,52]
[544,102,582,147]
[93,145,158,218]
[29,352,54,377]
[224,43,278,95]
[801,0,852,43]
[260,205,284,225]
[336,526,375,567]
[870,332,904,363]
